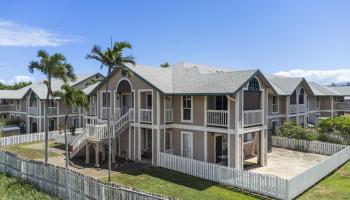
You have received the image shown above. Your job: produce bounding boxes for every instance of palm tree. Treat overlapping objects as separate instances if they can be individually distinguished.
[28,50,76,165]
[86,41,135,181]
[53,83,89,168]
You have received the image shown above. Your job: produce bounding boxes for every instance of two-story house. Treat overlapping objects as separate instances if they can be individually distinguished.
[267,75,314,133]
[72,62,276,170]
[0,73,104,133]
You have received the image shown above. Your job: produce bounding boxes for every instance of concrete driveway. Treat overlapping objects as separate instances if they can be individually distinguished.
[247,147,328,179]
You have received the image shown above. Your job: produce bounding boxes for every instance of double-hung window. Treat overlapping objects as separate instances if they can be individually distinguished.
[316,97,320,109]
[182,96,192,122]
[272,96,279,113]
[102,92,110,107]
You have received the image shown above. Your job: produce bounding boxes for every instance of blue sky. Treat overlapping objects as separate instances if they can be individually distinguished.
[1,0,350,84]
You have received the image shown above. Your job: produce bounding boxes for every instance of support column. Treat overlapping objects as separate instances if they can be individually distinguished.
[128,126,131,159]
[112,139,116,163]
[234,132,241,169]
[204,131,208,162]
[138,127,141,161]
[85,143,90,164]
[133,126,136,159]
[331,96,334,117]
[101,143,105,161]
[227,133,230,167]
[95,143,100,167]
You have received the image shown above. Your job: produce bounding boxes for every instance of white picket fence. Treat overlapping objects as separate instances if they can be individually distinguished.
[0,151,170,200]
[159,152,288,199]
[160,136,350,200]
[287,146,350,199]
[0,131,56,147]
[272,136,347,155]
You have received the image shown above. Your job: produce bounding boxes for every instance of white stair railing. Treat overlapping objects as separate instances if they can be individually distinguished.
[70,127,90,157]
[111,110,132,138]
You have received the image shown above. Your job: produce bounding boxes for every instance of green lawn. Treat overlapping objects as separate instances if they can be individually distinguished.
[298,160,350,200]
[1,141,61,160]
[0,172,58,200]
[103,167,264,200]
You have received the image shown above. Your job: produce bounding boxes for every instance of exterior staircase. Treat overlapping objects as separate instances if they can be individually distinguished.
[70,109,134,158]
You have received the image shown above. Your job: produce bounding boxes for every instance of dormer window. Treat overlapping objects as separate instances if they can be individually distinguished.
[248,78,260,91]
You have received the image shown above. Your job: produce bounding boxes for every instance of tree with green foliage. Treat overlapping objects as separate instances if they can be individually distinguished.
[0,82,32,90]
[53,84,88,168]
[160,62,170,68]
[28,50,76,165]
[86,41,135,181]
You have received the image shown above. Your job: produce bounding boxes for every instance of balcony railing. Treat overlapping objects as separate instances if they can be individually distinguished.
[48,107,58,115]
[165,108,173,123]
[28,107,38,115]
[298,104,306,113]
[87,106,96,116]
[88,124,109,140]
[207,110,228,127]
[140,108,152,123]
[289,105,297,114]
[272,104,278,113]
[334,102,350,110]
[243,109,262,127]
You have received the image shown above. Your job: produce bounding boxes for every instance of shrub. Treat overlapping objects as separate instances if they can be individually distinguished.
[318,116,350,137]
[278,121,317,141]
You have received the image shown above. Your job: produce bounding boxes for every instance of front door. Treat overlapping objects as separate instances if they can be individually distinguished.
[121,93,132,115]
[215,134,227,165]
[182,132,193,158]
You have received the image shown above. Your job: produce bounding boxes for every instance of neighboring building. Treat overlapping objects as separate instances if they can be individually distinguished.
[72,62,276,170]
[0,73,104,133]
[327,85,350,115]
[266,75,314,133]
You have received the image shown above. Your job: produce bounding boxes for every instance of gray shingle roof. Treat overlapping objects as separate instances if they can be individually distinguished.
[266,75,312,95]
[309,82,342,96]
[328,86,350,96]
[83,81,101,95]
[0,73,100,99]
[123,62,261,95]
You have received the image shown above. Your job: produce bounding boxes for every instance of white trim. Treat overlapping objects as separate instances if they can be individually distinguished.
[204,131,208,161]
[181,131,193,158]
[181,95,193,123]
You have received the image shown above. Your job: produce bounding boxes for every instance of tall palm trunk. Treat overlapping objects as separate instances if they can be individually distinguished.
[64,110,69,169]
[106,68,112,182]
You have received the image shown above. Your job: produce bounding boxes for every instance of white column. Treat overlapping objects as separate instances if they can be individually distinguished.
[227,133,230,167]
[286,96,290,121]
[156,91,161,166]
[128,126,131,159]
[133,126,136,159]
[204,96,207,126]
[331,96,334,117]
[95,142,100,167]
[234,132,240,169]
[85,143,90,164]
[204,131,208,162]
[138,127,141,161]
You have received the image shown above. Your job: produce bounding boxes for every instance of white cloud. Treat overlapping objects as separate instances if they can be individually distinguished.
[274,69,350,84]
[0,19,79,47]
[0,75,35,85]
